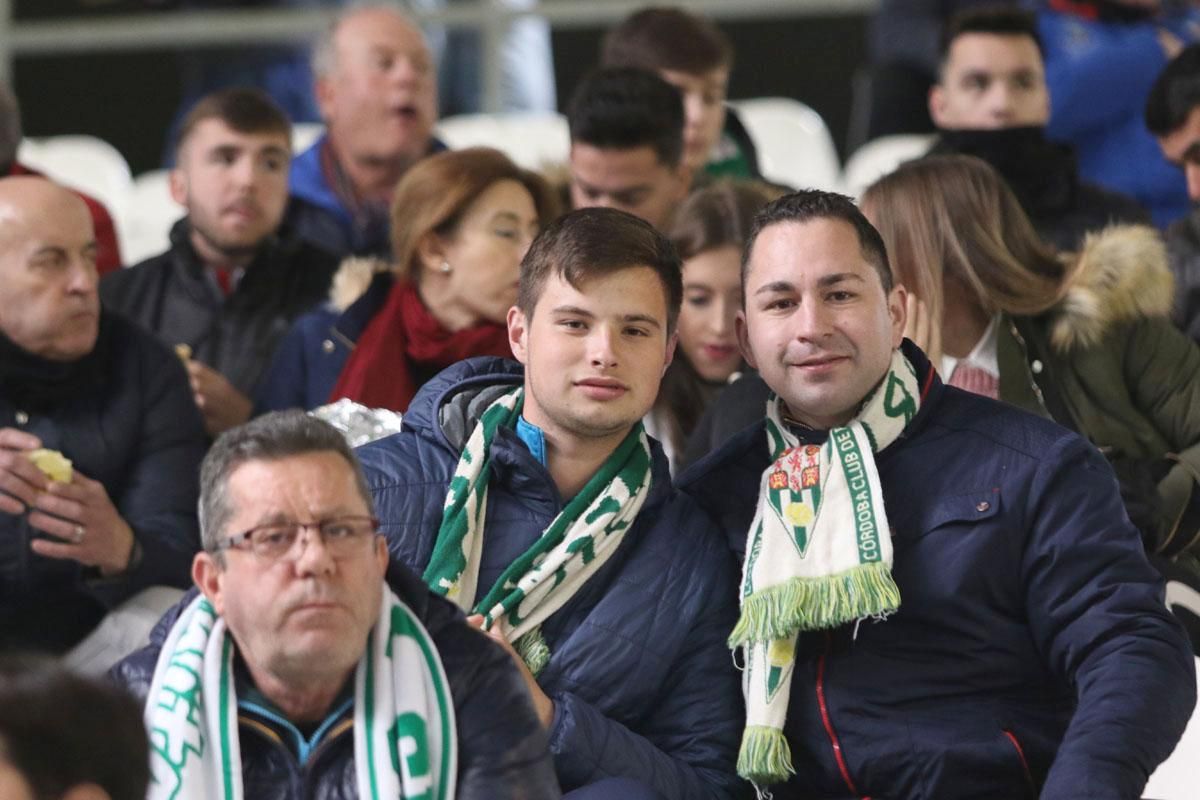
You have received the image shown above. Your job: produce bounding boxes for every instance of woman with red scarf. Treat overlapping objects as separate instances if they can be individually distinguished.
[256,147,558,413]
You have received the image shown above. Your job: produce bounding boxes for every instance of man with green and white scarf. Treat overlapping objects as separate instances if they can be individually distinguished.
[110,411,559,800]
[678,190,1195,798]
[356,208,744,799]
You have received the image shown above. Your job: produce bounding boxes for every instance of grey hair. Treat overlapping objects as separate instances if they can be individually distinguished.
[0,80,22,168]
[311,2,423,79]
[198,410,375,553]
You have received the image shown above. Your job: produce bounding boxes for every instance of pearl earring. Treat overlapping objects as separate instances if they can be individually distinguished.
[440,261,452,274]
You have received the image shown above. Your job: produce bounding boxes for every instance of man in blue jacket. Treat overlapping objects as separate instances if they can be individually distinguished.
[288,5,445,259]
[677,189,1196,799]
[356,207,743,798]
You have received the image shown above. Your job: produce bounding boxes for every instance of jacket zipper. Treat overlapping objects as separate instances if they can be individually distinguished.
[1001,729,1036,797]
[816,632,869,799]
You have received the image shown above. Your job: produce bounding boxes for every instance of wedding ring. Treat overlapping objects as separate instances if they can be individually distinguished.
[73,525,85,544]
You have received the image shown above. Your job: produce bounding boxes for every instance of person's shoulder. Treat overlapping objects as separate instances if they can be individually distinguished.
[102,310,181,369]
[922,385,1086,464]
[100,246,173,299]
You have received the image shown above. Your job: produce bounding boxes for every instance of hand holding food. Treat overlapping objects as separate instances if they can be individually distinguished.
[0,427,48,515]
[27,448,73,483]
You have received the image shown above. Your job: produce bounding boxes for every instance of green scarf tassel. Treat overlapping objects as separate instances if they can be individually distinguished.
[515,628,551,677]
[737,725,795,785]
[729,561,901,648]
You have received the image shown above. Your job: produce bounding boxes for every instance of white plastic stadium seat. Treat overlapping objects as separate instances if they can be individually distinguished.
[434,112,570,171]
[840,134,936,199]
[17,135,133,224]
[120,170,185,266]
[728,98,840,191]
[1143,656,1200,800]
[292,122,325,155]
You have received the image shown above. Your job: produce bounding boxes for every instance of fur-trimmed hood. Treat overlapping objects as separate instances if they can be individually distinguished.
[1048,224,1175,351]
[328,256,392,311]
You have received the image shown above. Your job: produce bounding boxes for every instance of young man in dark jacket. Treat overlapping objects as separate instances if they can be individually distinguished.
[928,7,1148,251]
[101,88,337,437]
[111,411,558,800]
[676,190,1195,799]
[355,208,742,798]
[0,177,205,655]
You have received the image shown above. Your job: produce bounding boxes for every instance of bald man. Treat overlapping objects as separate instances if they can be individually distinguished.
[0,177,206,655]
[288,4,445,258]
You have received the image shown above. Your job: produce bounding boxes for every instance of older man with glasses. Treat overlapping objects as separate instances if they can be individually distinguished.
[112,410,558,800]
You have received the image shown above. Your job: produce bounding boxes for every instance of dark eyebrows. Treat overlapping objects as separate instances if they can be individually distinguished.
[754,280,796,296]
[817,272,866,288]
[261,144,290,159]
[623,314,662,330]
[550,305,662,330]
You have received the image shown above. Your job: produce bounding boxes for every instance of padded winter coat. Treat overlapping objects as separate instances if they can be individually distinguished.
[677,342,1196,800]
[355,357,744,799]
[110,566,561,800]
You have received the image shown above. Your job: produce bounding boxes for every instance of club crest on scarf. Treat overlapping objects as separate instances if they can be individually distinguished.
[766,445,822,559]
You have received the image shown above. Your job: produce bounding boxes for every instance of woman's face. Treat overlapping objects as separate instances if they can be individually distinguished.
[677,244,743,382]
[437,178,540,326]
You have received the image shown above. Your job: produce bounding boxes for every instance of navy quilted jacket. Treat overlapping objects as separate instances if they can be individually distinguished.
[676,343,1196,800]
[356,357,744,799]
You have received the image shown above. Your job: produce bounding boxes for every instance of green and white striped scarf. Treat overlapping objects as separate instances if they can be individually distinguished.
[423,386,652,675]
[145,591,456,800]
[733,349,920,788]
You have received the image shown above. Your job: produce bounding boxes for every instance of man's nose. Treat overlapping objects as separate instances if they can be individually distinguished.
[987,84,1015,122]
[792,299,832,341]
[291,528,337,577]
[66,255,98,294]
[588,325,619,368]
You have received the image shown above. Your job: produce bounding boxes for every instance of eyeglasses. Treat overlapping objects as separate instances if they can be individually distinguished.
[214,515,380,562]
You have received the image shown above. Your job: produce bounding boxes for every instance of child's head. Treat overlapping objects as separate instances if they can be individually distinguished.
[602,7,733,173]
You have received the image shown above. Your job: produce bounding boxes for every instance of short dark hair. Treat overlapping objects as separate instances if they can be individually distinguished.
[175,87,292,160]
[518,206,683,332]
[1147,43,1200,135]
[602,6,733,75]
[939,6,1043,74]
[743,189,893,298]
[567,67,685,168]
[199,411,373,554]
[0,655,149,800]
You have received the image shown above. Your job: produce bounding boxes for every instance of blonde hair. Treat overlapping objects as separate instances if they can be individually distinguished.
[389,147,559,284]
[861,154,1069,334]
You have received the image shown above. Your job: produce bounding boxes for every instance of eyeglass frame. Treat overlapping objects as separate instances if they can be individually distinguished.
[211,515,382,561]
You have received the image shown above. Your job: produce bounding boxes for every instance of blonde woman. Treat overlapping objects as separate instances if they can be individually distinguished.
[862,154,1200,563]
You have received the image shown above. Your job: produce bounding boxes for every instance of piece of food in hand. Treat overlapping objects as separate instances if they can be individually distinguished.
[27,448,73,483]
[174,343,192,361]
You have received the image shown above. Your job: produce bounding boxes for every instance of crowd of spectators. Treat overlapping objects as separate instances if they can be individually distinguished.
[2,2,1200,799]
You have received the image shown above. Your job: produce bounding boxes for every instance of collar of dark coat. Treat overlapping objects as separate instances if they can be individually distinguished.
[166,217,287,305]
[679,339,945,542]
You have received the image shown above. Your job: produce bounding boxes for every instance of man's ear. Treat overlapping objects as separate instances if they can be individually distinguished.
[314,74,336,122]
[192,551,225,616]
[889,283,908,348]
[373,534,388,575]
[673,163,694,202]
[507,305,530,365]
[662,330,678,376]
[735,308,758,370]
[168,168,188,207]
[928,84,947,128]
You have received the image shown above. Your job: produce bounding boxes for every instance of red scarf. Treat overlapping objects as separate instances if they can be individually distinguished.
[329,281,512,411]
